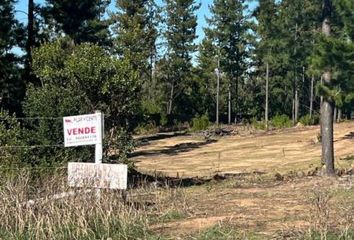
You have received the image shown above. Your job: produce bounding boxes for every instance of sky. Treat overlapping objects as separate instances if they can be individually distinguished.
[15,0,258,44]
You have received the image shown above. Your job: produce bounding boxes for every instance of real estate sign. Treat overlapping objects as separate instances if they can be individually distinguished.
[63,113,102,147]
[64,112,127,191]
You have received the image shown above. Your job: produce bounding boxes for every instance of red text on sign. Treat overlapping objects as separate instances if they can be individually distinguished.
[67,127,96,136]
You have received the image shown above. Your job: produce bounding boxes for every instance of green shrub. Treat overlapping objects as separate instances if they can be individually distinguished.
[190,224,260,240]
[105,127,135,168]
[191,114,210,131]
[18,39,140,167]
[0,111,27,168]
[141,100,161,115]
[251,117,266,130]
[160,209,185,222]
[160,113,168,126]
[299,114,320,126]
[134,121,158,135]
[270,114,292,129]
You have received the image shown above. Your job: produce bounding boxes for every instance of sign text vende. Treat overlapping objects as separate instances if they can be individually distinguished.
[63,113,102,147]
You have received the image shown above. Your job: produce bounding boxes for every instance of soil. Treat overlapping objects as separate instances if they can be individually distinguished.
[128,122,354,238]
[132,122,354,178]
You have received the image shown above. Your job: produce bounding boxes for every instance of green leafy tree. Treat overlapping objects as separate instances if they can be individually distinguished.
[22,39,140,166]
[0,111,28,168]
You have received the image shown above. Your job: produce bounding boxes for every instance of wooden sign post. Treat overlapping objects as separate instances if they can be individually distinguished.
[94,110,103,164]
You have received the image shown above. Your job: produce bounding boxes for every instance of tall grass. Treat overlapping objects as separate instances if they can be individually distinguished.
[0,171,152,239]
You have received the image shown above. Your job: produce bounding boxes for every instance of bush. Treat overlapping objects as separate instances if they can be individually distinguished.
[0,111,27,168]
[141,100,161,115]
[270,114,292,129]
[160,113,168,126]
[134,121,158,135]
[299,114,320,126]
[191,114,210,131]
[18,39,141,167]
[251,117,266,130]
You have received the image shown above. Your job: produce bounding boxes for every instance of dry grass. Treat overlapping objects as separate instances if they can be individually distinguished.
[132,121,354,178]
[0,172,152,239]
[0,170,196,239]
[0,171,353,239]
[1,122,353,239]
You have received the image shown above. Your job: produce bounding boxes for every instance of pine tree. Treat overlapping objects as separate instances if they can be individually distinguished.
[112,0,159,108]
[163,0,200,115]
[205,0,250,124]
[0,0,24,113]
[309,0,354,175]
[254,0,278,128]
[195,38,220,121]
[43,0,111,45]
[276,0,322,123]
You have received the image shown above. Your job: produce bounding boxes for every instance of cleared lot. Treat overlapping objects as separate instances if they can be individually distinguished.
[132,121,354,178]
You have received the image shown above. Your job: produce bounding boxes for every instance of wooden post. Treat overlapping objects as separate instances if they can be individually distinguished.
[95,110,103,198]
[95,110,103,164]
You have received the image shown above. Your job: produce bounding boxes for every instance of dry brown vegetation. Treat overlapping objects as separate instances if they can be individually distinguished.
[0,122,353,239]
[133,121,354,178]
[0,171,353,239]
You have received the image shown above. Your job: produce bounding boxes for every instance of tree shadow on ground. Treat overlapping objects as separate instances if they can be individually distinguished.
[335,132,354,142]
[136,131,189,144]
[341,132,354,140]
[130,139,217,158]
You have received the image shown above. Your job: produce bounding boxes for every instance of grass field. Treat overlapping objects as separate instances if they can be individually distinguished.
[132,121,354,178]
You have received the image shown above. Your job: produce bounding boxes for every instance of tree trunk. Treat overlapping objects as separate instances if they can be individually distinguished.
[292,73,298,125]
[321,97,335,175]
[234,77,238,124]
[216,66,220,126]
[295,88,299,123]
[337,108,341,122]
[228,83,231,125]
[320,76,324,105]
[292,98,295,125]
[26,0,35,83]
[293,23,298,125]
[321,0,335,176]
[167,82,174,115]
[310,75,314,118]
[265,62,269,130]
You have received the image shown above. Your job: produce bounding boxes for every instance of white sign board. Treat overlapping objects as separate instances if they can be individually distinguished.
[68,163,127,189]
[63,113,102,147]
